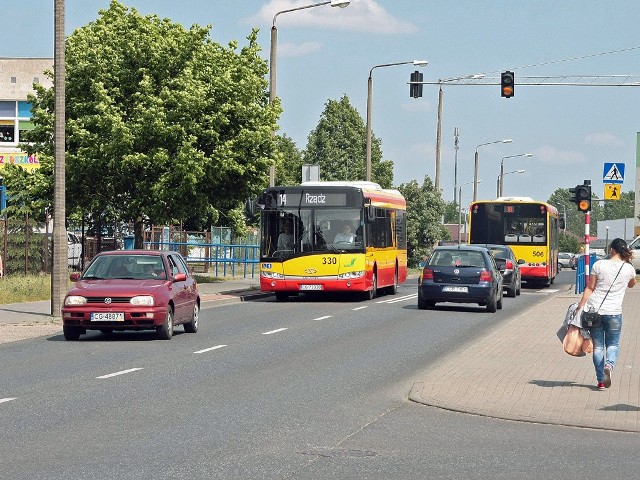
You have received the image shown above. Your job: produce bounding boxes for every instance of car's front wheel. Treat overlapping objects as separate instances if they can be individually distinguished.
[156,307,174,340]
[63,325,82,341]
[184,302,199,333]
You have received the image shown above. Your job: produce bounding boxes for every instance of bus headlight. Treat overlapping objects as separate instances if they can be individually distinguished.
[261,271,285,279]
[338,271,364,280]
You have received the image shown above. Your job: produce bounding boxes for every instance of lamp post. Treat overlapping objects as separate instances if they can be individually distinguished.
[366,59,428,182]
[270,0,349,103]
[605,226,610,255]
[269,0,350,185]
[458,180,480,245]
[473,139,512,201]
[499,153,532,197]
[496,169,525,197]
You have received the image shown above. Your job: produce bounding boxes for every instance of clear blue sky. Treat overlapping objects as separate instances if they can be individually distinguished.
[3,0,640,205]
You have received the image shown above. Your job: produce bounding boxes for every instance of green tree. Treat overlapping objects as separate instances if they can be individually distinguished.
[602,190,634,221]
[443,201,458,224]
[274,134,304,186]
[397,176,447,267]
[20,0,280,246]
[558,231,581,253]
[304,95,393,188]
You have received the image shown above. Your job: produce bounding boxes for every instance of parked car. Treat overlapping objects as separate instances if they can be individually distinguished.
[67,232,82,270]
[61,250,199,341]
[475,244,521,297]
[418,245,504,312]
[558,252,577,270]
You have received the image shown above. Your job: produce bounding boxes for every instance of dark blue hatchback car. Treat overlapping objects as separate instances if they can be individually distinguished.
[418,245,504,312]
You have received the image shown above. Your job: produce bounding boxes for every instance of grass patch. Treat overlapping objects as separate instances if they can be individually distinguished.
[0,274,52,304]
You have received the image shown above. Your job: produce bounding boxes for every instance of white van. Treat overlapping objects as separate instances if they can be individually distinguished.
[627,236,640,273]
[68,232,82,270]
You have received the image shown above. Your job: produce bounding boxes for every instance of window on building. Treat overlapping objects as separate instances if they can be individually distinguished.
[0,122,15,142]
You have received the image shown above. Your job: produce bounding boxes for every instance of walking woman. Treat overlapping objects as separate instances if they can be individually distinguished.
[576,238,636,390]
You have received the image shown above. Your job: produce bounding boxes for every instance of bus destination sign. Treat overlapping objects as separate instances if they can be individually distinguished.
[277,192,348,207]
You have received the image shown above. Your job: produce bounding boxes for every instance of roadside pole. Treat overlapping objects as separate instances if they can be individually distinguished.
[584,211,590,276]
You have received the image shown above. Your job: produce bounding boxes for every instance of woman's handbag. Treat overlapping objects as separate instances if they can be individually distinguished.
[580,263,625,329]
[563,325,586,357]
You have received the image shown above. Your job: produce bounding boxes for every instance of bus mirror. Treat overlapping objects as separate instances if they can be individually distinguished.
[245,198,258,222]
[366,205,375,222]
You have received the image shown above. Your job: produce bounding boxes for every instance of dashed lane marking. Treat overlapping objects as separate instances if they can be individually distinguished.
[377,294,418,304]
[313,315,332,321]
[0,398,17,404]
[194,345,228,354]
[96,368,144,379]
[352,307,368,311]
[262,328,288,335]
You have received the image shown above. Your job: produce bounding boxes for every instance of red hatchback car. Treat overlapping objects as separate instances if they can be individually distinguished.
[62,250,200,340]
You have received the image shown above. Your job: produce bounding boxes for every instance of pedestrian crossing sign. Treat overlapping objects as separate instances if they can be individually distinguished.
[602,162,624,184]
[604,184,621,200]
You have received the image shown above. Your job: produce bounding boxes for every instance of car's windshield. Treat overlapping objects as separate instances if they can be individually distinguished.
[83,255,167,280]
[429,250,486,268]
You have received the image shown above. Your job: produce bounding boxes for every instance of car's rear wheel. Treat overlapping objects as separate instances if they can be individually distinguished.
[184,303,199,333]
[506,283,517,298]
[63,325,81,341]
[497,289,503,309]
[486,292,497,313]
[156,307,174,340]
[516,278,522,295]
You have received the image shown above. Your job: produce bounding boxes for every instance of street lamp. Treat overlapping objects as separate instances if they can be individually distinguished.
[268,0,350,185]
[605,226,610,255]
[270,0,350,103]
[473,139,512,201]
[498,153,533,197]
[496,169,525,197]
[458,180,480,245]
[366,59,428,181]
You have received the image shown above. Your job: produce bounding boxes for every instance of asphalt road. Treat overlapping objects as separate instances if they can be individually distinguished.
[2,271,639,479]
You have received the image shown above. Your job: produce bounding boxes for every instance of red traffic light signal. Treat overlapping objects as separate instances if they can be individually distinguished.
[501,71,514,98]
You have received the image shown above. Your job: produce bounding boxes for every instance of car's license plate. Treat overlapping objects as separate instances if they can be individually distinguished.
[442,286,468,293]
[299,284,323,291]
[91,312,125,322]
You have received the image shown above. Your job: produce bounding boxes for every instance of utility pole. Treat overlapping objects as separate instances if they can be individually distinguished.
[453,127,459,204]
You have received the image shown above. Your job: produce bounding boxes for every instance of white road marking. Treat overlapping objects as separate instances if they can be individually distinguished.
[377,293,418,304]
[352,306,368,311]
[194,345,227,354]
[96,368,143,379]
[313,315,332,321]
[263,328,288,335]
[0,398,17,404]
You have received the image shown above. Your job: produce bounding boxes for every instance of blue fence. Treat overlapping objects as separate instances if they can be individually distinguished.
[143,240,259,278]
[575,253,597,294]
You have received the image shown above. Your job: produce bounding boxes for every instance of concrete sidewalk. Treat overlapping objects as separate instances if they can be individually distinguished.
[409,283,640,432]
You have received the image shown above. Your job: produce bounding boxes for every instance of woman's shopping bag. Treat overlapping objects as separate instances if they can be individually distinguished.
[563,325,586,357]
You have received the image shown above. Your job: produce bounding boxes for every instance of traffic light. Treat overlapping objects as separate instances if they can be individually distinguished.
[501,71,514,98]
[569,185,578,204]
[410,71,423,98]
[576,182,591,212]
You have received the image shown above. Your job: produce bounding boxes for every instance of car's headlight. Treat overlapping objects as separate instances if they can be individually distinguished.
[64,295,87,306]
[130,295,154,306]
[261,271,285,279]
[338,271,365,279]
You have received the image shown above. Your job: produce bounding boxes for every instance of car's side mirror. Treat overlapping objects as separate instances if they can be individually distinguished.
[173,273,187,282]
[69,272,81,281]
[517,259,525,264]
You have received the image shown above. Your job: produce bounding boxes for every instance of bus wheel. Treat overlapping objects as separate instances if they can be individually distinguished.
[365,272,377,300]
[275,292,289,301]
[388,269,398,295]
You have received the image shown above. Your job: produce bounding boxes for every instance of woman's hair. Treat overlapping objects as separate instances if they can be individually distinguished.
[609,238,633,262]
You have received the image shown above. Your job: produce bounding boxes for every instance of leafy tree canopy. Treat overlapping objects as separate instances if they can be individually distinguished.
[303,95,393,188]
[16,0,280,244]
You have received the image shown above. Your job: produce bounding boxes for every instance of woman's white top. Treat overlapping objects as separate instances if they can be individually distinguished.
[586,259,636,315]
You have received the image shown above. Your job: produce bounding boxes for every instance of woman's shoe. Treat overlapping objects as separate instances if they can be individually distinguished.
[604,366,612,388]
[597,382,606,391]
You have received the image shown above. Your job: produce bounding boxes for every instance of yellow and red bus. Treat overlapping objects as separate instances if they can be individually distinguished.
[257,181,407,300]
[468,197,560,287]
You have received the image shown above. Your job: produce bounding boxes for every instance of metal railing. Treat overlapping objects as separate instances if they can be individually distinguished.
[143,240,259,278]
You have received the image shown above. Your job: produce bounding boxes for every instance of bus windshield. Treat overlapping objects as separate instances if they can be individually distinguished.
[470,203,548,245]
[261,208,364,259]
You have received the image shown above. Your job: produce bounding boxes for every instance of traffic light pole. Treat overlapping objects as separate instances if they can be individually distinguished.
[584,211,591,276]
